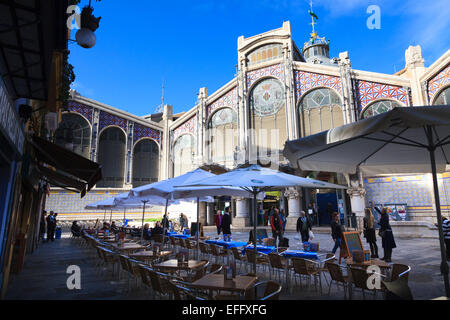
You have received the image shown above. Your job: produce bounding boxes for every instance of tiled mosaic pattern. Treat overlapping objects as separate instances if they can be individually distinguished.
[364,175,437,207]
[438,173,450,206]
[99,110,128,132]
[294,70,342,101]
[172,115,197,142]
[427,64,450,103]
[133,123,162,145]
[68,101,93,124]
[207,87,238,115]
[356,80,408,112]
[247,63,285,88]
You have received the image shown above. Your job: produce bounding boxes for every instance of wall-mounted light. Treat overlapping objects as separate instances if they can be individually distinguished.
[75,3,101,49]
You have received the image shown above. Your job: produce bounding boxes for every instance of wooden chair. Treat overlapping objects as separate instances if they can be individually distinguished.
[267,253,292,284]
[244,281,282,300]
[291,257,322,294]
[349,267,379,300]
[147,269,172,299]
[245,249,269,275]
[390,264,411,282]
[230,247,247,272]
[199,242,211,259]
[326,262,352,299]
[209,244,228,264]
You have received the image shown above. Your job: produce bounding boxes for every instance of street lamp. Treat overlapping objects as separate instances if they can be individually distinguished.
[75,1,101,49]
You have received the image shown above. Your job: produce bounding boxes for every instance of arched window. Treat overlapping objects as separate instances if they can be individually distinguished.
[361,99,402,119]
[249,78,287,162]
[97,127,126,188]
[173,134,195,177]
[55,113,91,158]
[207,108,238,168]
[298,88,343,136]
[132,139,159,187]
[433,86,450,105]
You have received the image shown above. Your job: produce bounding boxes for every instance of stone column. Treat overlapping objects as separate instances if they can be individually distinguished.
[404,45,426,106]
[347,187,366,231]
[207,202,215,226]
[233,197,250,227]
[284,188,302,230]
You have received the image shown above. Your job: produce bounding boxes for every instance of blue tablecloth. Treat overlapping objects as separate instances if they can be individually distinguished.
[280,250,318,259]
[169,234,190,239]
[205,240,248,249]
[242,245,276,255]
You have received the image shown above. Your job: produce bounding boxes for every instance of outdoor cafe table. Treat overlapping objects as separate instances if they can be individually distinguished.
[189,273,258,298]
[110,243,146,253]
[129,250,172,263]
[242,244,276,255]
[153,259,207,278]
[205,239,248,249]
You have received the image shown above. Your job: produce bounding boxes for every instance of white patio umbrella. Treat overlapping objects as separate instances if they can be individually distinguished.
[172,185,265,258]
[181,163,346,273]
[85,192,148,226]
[116,168,215,243]
[283,105,450,297]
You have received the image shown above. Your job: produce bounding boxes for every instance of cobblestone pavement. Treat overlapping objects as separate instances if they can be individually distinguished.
[4,231,448,300]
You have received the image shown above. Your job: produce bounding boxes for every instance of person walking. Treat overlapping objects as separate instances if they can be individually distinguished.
[363,208,379,258]
[307,203,317,226]
[296,210,312,243]
[330,212,343,254]
[46,211,56,242]
[221,208,232,241]
[214,210,222,235]
[179,213,188,232]
[379,207,396,262]
[280,209,287,231]
[270,208,284,247]
[442,216,450,261]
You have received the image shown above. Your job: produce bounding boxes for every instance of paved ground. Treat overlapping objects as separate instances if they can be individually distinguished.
[4,231,448,300]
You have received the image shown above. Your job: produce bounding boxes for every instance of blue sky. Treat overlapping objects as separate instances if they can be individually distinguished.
[69,0,450,115]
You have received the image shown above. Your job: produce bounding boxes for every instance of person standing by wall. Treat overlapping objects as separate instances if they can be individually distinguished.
[296,210,312,243]
[270,208,284,247]
[363,208,379,258]
[307,203,316,226]
[330,212,343,254]
[221,208,232,241]
[379,208,396,262]
[40,210,47,242]
[214,210,222,235]
[162,213,169,234]
[46,211,56,242]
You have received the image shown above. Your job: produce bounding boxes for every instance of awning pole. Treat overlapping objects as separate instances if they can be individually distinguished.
[253,189,257,275]
[197,197,200,260]
[427,126,450,297]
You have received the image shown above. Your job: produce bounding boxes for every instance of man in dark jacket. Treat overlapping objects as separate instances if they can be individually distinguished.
[379,208,396,262]
[330,212,343,254]
[162,213,169,234]
[270,208,284,247]
[296,210,312,243]
[221,208,232,241]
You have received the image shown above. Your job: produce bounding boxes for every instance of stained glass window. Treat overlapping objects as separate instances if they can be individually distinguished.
[299,88,343,136]
[132,139,159,187]
[248,44,283,66]
[173,134,195,177]
[55,113,91,158]
[433,86,450,105]
[361,100,402,119]
[208,108,238,167]
[97,127,126,188]
[249,78,285,117]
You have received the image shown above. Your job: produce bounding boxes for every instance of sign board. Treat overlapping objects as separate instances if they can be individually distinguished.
[374,203,409,221]
[340,231,364,263]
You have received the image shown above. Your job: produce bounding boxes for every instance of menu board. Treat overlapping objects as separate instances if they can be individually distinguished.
[340,231,364,262]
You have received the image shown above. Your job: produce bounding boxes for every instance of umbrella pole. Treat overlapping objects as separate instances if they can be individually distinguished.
[140,200,148,242]
[123,209,126,224]
[196,197,200,260]
[427,126,450,297]
[103,210,106,223]
[110,209,112,224]
[253,189,257,275]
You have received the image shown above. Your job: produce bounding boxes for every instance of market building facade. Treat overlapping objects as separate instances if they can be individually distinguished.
[46,21,450,236]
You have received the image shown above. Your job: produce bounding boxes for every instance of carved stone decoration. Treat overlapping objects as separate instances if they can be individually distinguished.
[405,45,425,68]
[346,187,366,199]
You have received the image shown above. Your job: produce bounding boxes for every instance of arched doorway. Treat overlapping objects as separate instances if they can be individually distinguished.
[132,139,159,187]
[97,126,126,188]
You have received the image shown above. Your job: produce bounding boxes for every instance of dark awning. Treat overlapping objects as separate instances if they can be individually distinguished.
[37,164,87,197]
[0,0,68,100]
[31,135,102,197]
